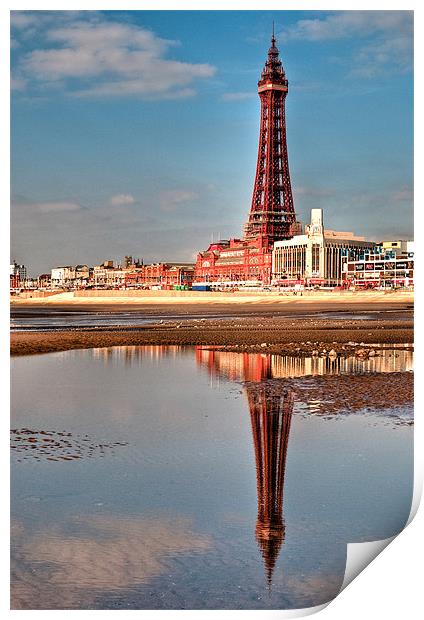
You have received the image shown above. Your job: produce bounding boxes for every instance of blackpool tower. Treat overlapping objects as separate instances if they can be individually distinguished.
[194,31,298,286]
[244,31,296,242]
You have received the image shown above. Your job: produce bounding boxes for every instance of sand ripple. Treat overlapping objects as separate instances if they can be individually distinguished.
[10,428,128,462]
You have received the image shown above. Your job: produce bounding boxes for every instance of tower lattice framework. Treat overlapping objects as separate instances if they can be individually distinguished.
[245,33,296,242]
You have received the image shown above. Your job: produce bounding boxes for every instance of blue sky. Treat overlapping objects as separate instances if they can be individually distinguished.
[11,10,413,275]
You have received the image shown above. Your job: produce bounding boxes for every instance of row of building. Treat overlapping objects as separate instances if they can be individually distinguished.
[10,36,413,295]
[10,257,196,292]
[10,209,414,292]
[194,209,414,289]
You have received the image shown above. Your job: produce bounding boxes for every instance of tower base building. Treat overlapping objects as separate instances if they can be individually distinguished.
[194,236,274,288]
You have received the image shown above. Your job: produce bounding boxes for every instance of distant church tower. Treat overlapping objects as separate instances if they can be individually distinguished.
[247,385,294,586]
[244,29,297,242]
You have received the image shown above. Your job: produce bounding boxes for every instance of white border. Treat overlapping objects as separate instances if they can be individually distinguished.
[3,2,421,619]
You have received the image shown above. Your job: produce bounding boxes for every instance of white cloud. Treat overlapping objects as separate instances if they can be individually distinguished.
[351,35,413,77]
[10,12,40,29]
[295,186,335,198]
[10,76,27,91]
[12,13,216,99]
[284,11,412,42]
[110,193,135,206]
[221,91,255,102]
[283,11,413,78]
[392,188,413,203]
[159,189,198,212]
[13,200,82,213]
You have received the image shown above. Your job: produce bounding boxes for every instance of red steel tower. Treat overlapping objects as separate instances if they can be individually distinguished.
[194,31,298,287]
[245,32,296,242]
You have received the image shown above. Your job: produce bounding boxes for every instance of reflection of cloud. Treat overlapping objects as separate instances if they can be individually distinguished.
[11,514,212,609]
[275,572,342,607]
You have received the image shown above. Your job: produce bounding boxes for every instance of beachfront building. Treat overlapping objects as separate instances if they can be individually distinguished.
[194,236,276,289]
[91,261,195,289]
[139,263,195,289]
[10,260,27,282]
[74,265,91,287]
[342,240,414,289]
[93,261,119,288]
[51,265,76,288]
[37,273,52,288]
[272,209,375,287]
[51,264,90,288]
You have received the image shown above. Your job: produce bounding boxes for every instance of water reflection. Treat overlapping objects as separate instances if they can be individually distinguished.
[85,345,412,588]
[11,346,414,609]
[92,345,183,366]
[89,345,413,376]
[248,386,293,586]
[195,347,413,380]
[12,516,211,609]
[196,347,293,585]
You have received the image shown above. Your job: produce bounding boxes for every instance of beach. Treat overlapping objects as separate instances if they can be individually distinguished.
[11,289,414,609]
[10,289,413,357]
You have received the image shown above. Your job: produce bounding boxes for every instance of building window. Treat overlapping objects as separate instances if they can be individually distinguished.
[312,244,320,274]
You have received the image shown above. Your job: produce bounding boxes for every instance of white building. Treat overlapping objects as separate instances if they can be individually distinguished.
[272,209,374,286]
[51,266,76,287]
[50,265,90,288]
[10,260,27,281]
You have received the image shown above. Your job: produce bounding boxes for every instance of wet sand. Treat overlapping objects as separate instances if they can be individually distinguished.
[11,312,413,357]
[245,372,413,419]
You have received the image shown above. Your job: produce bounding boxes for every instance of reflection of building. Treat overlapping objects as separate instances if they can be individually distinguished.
[194,32,299,288]
[195,348,273,382]
[91,345,183,365]
[195,346,293,586]
[196,346,413,381]
[272,209,374,286]
[248,386,293,586]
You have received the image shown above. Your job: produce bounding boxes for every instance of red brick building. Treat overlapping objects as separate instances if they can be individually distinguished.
[124,263,194,289]
[194,237,274,287]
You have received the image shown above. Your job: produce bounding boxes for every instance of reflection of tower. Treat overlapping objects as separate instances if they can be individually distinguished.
[247,385,293,587]
[194,347,294,586]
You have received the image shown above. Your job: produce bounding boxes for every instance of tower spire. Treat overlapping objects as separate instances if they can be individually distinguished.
[244,33,296,242]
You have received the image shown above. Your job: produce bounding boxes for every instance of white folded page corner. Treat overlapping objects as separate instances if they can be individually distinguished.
[340,535,396,592]
[339,462,422,594]
[209,602,330,619]
[406,466,423,527]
